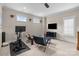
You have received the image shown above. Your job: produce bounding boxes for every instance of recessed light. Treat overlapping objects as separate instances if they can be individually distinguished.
[24,7,26,9]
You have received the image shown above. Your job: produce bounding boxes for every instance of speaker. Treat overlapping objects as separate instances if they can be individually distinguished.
[2,32,6,43]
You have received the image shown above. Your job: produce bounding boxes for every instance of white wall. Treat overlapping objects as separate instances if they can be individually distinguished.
[0,5,2,48]
[40,17,47,36]
[46,7,79,43]
[47,16,64,40]
[26,17,42,36]
[2,7,42,43]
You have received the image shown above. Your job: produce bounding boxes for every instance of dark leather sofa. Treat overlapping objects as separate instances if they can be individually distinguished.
[33,36,50,46]
[33,36,51,52]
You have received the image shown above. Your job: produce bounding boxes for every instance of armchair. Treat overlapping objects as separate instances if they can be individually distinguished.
[26,34,34,45]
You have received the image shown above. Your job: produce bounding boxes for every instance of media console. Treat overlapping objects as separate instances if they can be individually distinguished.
[45,32,57,39]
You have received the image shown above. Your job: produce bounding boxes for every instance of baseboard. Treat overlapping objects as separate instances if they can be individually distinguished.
[57,38,75,44]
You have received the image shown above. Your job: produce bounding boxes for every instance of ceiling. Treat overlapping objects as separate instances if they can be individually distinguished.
[1,3,79,17]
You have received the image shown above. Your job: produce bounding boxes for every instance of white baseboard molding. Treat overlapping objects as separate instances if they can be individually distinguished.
[57,38,75,44]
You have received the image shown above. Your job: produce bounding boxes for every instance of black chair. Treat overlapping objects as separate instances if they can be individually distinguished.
[33,36,51,52]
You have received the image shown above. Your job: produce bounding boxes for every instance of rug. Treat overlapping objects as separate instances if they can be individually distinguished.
[9,40,30,56]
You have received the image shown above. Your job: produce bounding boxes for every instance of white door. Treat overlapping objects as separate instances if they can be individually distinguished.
[0,18,2,48]
[0,26,2,48]
[0,5,2,48]
[64,16,75,43]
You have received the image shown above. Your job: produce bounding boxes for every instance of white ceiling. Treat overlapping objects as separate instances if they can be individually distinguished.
[1,3,79,17]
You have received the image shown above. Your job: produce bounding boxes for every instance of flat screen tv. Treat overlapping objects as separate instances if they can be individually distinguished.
[48,23,57,29]
[15,26,26,32]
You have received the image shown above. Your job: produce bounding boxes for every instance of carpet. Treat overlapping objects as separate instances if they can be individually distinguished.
[9,40,30,56]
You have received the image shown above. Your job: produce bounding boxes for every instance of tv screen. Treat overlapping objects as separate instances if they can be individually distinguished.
[15,26,26,32]
[48,23,57,29]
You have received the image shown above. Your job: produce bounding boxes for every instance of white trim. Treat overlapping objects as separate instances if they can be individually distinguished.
[63,16,76,43]
[16,15,27,22]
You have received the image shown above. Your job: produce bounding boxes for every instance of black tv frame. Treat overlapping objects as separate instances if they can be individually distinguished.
[48,23,57,29]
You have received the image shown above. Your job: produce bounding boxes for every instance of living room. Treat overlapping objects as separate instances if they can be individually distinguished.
[0,3,79,56]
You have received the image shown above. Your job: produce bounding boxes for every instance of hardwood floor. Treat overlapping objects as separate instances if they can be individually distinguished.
[0,39,79,56]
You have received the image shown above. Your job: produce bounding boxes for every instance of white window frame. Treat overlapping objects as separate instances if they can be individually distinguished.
[64,16,75,37]
[16,15,27,22]
[33,17,40,23]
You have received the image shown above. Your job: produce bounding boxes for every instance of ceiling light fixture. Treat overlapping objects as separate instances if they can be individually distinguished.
[24,7,26,9]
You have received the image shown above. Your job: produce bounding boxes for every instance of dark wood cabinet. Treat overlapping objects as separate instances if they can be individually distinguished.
[77,32,79,50]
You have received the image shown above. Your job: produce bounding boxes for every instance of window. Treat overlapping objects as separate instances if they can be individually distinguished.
[17,16,27,22]
[33,17,40,23]
[64,17,75,36]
